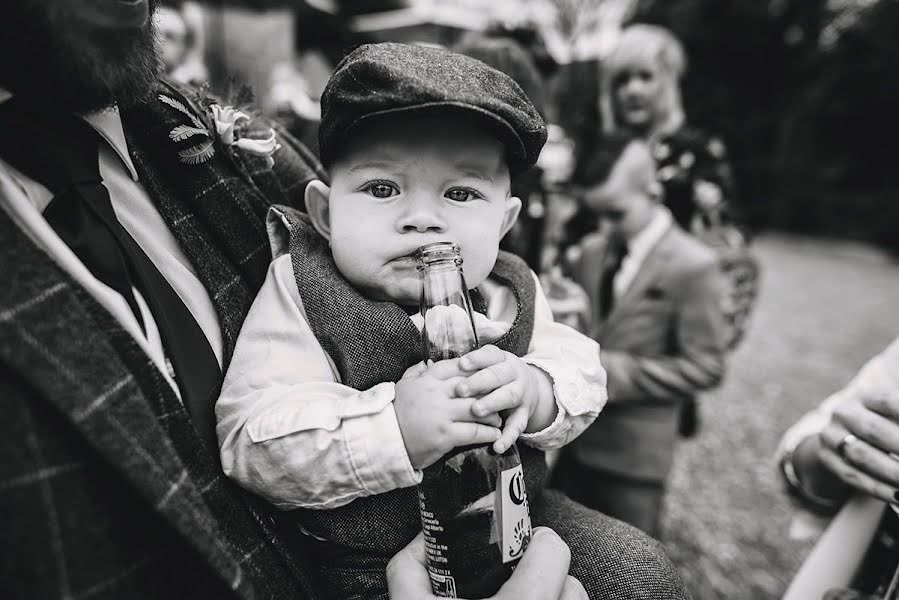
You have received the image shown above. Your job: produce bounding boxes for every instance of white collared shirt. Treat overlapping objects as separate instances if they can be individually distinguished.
[0,95,224,395]
[614,206,672,299]
[216,252,608,511]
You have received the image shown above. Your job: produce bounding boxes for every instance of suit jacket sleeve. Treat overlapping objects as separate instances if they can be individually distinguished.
[602,259,728,403]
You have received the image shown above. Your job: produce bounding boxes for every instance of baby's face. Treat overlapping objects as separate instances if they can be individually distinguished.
[324,114,520,306]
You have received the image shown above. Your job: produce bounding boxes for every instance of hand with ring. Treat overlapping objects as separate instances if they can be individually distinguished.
[811,389,899,505]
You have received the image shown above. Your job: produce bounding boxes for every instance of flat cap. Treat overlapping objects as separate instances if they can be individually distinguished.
[318,42,547,174]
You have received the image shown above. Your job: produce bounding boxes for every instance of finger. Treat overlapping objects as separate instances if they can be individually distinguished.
[448,422,501,447]
[494,407,529,454]
[818,445,899,505]
[425,358,465,381]
[472,385,523,418]
[828,408,899,457]
[386,532,438,600]
[451,398,503,428]
[827,431,899,489]
[560,576,589,600]
[456,358,517,398]
[401,361,429,379]
[458,345,506,372]
[862,391,899,423]
[495,527,570,600]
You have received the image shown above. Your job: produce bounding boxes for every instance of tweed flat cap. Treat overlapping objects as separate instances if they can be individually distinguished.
[318,42,547,174]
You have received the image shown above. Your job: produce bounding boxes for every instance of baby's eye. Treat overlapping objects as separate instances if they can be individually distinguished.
[365,182,398,198]
[445,188,480,202]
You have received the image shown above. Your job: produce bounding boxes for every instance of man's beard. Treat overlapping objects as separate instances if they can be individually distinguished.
[0,1,161,114]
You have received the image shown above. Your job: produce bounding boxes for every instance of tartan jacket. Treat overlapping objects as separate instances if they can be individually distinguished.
[0,80,327,600]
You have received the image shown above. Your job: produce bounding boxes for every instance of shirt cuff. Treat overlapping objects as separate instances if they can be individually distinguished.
[344,391,422,496]
[519,357,606,450]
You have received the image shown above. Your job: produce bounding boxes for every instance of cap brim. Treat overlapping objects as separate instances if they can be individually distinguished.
[339,101,530,173]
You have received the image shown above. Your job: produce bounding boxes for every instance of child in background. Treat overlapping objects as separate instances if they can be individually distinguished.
[217,43,686,600]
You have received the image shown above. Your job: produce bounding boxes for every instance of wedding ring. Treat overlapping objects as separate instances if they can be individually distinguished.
[837,433,859,460]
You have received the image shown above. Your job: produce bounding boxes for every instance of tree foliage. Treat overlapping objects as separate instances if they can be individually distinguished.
[631,0,899,252]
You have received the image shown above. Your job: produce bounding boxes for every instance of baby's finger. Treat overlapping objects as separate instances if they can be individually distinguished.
[451,398,503,428]
[456,358,517,398]
[471,385,522,418]
[458,345,506,372]
[494,408,529,454]
[425,357,465,380]
[449,422,501,448]
[401,361,429,379]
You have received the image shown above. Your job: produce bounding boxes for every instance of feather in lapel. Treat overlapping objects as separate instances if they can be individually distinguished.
[120,80,274,367]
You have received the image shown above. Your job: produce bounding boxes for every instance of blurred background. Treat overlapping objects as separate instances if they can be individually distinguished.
[157,0,899,597]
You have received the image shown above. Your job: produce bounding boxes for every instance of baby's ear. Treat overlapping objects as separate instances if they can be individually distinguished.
[305,180,333,240]
[499,195,522,239]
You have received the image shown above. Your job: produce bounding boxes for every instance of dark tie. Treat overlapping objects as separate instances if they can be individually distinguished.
[599,241,628,320]
[0,99,223,455]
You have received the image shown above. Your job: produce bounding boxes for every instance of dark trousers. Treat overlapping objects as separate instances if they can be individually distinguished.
[550,450,667,539]
[314,490,689,600]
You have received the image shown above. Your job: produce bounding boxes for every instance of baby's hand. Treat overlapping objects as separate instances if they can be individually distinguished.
[455,346,555,454]
[394,360,502,470]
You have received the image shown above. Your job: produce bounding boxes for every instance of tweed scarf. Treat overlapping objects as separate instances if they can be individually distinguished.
[279,211,548,562]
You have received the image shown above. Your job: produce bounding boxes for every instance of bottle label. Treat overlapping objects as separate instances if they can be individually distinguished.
[499,464,531,563]
[419,492,457,598]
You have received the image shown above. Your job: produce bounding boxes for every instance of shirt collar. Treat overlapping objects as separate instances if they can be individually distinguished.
[0,88,139,182]
[626,205,671,261]
[83,107,140,182]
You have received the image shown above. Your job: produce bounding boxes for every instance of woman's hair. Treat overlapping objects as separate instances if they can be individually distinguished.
[598,24,686,138]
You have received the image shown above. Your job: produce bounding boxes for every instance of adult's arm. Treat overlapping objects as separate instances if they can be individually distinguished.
[387,527,588,600]
[601,260,728,404]
[779,337,899,508]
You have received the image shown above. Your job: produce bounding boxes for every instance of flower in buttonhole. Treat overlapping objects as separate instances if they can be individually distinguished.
[234,131,281,169]
[211,104,250,145]
[211,104,281,168]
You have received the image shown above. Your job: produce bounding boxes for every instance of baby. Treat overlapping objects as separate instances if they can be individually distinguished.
[216,43,607,599]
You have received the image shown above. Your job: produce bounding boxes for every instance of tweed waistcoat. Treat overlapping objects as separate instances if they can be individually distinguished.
[279,210,548,556]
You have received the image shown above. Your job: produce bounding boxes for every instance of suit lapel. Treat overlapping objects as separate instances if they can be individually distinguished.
[120,81,270,365]
[0,206,247,594]
[603,226,676,334]
[574,234,609,337]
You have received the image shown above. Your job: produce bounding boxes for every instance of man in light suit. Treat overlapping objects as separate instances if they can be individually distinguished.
[0,1,689,598]
[552,135,728,537]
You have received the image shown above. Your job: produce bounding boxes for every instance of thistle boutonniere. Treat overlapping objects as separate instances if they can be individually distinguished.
[158,93,281,168]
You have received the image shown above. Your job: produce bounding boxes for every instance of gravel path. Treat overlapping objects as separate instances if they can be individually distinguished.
[661,234,899,599]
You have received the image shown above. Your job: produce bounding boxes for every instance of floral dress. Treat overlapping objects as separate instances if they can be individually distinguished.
[655,126,758,352]
[652,126,736,232]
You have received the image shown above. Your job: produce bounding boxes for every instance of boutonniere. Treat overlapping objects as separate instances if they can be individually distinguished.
[159,93,281,168]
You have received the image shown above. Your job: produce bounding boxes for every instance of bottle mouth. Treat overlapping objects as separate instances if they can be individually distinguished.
[415,241,462,269]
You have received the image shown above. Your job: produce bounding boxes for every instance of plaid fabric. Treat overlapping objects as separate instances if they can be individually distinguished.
[0,79,326,599]
[121,79,327,365]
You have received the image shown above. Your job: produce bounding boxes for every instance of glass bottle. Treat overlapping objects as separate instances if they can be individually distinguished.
[415,241,532,599]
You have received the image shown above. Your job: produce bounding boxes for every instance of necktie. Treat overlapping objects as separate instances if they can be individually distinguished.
[0,99,222,455]
[599,240,628,320]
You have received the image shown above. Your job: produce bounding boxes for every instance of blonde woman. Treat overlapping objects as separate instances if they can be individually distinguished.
[598,24,736,233]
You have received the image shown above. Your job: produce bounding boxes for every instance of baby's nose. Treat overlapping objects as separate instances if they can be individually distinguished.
[398,198,446,233]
